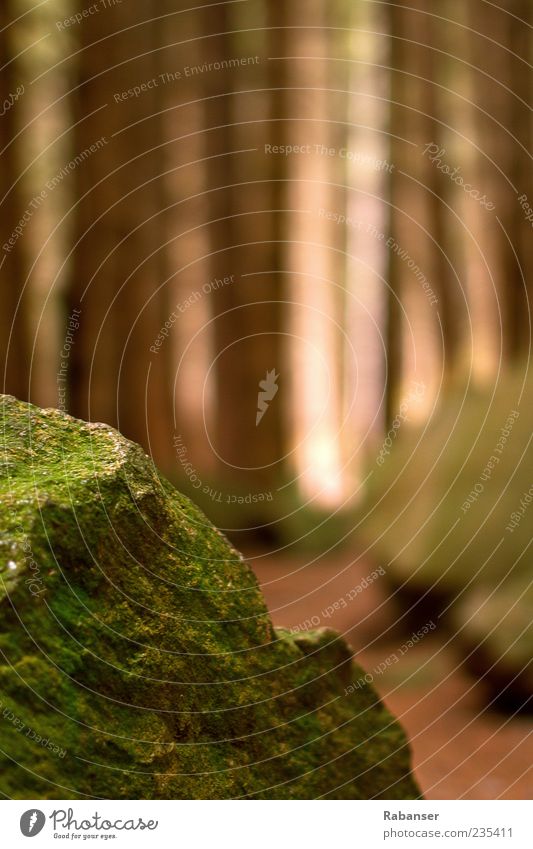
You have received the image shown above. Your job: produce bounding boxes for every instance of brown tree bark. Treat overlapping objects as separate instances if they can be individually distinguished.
[204,1,285,491]
[343,0,389,487]
[432,1,501,385]
[387,1,442,424]
[9,0,75,408]
[68,2,173,467]
[0,2,30,399]
[468,0,532,360]
[270,0,347,506]
[156,3,216,476]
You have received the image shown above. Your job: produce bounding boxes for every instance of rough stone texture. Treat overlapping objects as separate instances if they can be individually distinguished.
[0,395,420,799]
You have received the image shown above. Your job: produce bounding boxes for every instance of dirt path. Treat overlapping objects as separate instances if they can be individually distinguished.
[248,548,532,800]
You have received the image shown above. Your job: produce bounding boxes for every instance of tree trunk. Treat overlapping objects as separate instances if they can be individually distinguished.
[276,1,347,506]
[68,2,173,468]
[468,0,532,360]
[0,2,30,399]
[205,1,285,492]
[343,0,389,489]
[388,0,441,424]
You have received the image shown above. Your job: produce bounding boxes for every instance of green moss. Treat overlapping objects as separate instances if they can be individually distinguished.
[0,395,420,799]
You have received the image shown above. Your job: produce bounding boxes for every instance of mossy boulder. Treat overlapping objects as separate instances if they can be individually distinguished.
[360,373,532,704]
[0,395,420,799]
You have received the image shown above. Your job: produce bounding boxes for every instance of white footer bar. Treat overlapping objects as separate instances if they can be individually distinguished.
[2,800,530,848]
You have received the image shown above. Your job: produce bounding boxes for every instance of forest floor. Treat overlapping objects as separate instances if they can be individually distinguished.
[247,547,532,800]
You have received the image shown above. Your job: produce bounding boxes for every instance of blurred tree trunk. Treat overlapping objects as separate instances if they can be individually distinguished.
[426,9,465,378]
[0,3,30,399]
[10,0,75,408]
[204,1,285,491]
[468,0,532,360]
[343,0,389,490]
[68,2,173,467]
[388,1,441,423]
[157,3,215,475]
[432,1,501,385]
[506,0,533,355]
[277,0,347,506]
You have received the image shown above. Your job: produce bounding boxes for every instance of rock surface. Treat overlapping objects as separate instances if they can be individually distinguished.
[0,395,420,799]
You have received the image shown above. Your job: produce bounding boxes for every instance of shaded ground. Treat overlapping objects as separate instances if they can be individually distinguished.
[248,548,532,800]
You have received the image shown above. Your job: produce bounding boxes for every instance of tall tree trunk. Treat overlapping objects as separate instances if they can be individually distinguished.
[277,0,347,506]
[388,1,441,424]
[343,0,389,490]
[10,0,75,408]
[68,2,173,468]
[468,0,532,360]
[0,2,30,399]
[433,1,502,385]
[157,3,215,476]
[506,0,533,356]
[205,1,285,493]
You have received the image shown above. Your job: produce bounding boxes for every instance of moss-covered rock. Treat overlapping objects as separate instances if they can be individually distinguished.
[359,373,532,704]
[0,395,420,799]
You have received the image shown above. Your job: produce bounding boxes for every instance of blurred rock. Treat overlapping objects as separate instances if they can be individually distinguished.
[360,375,533,707]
